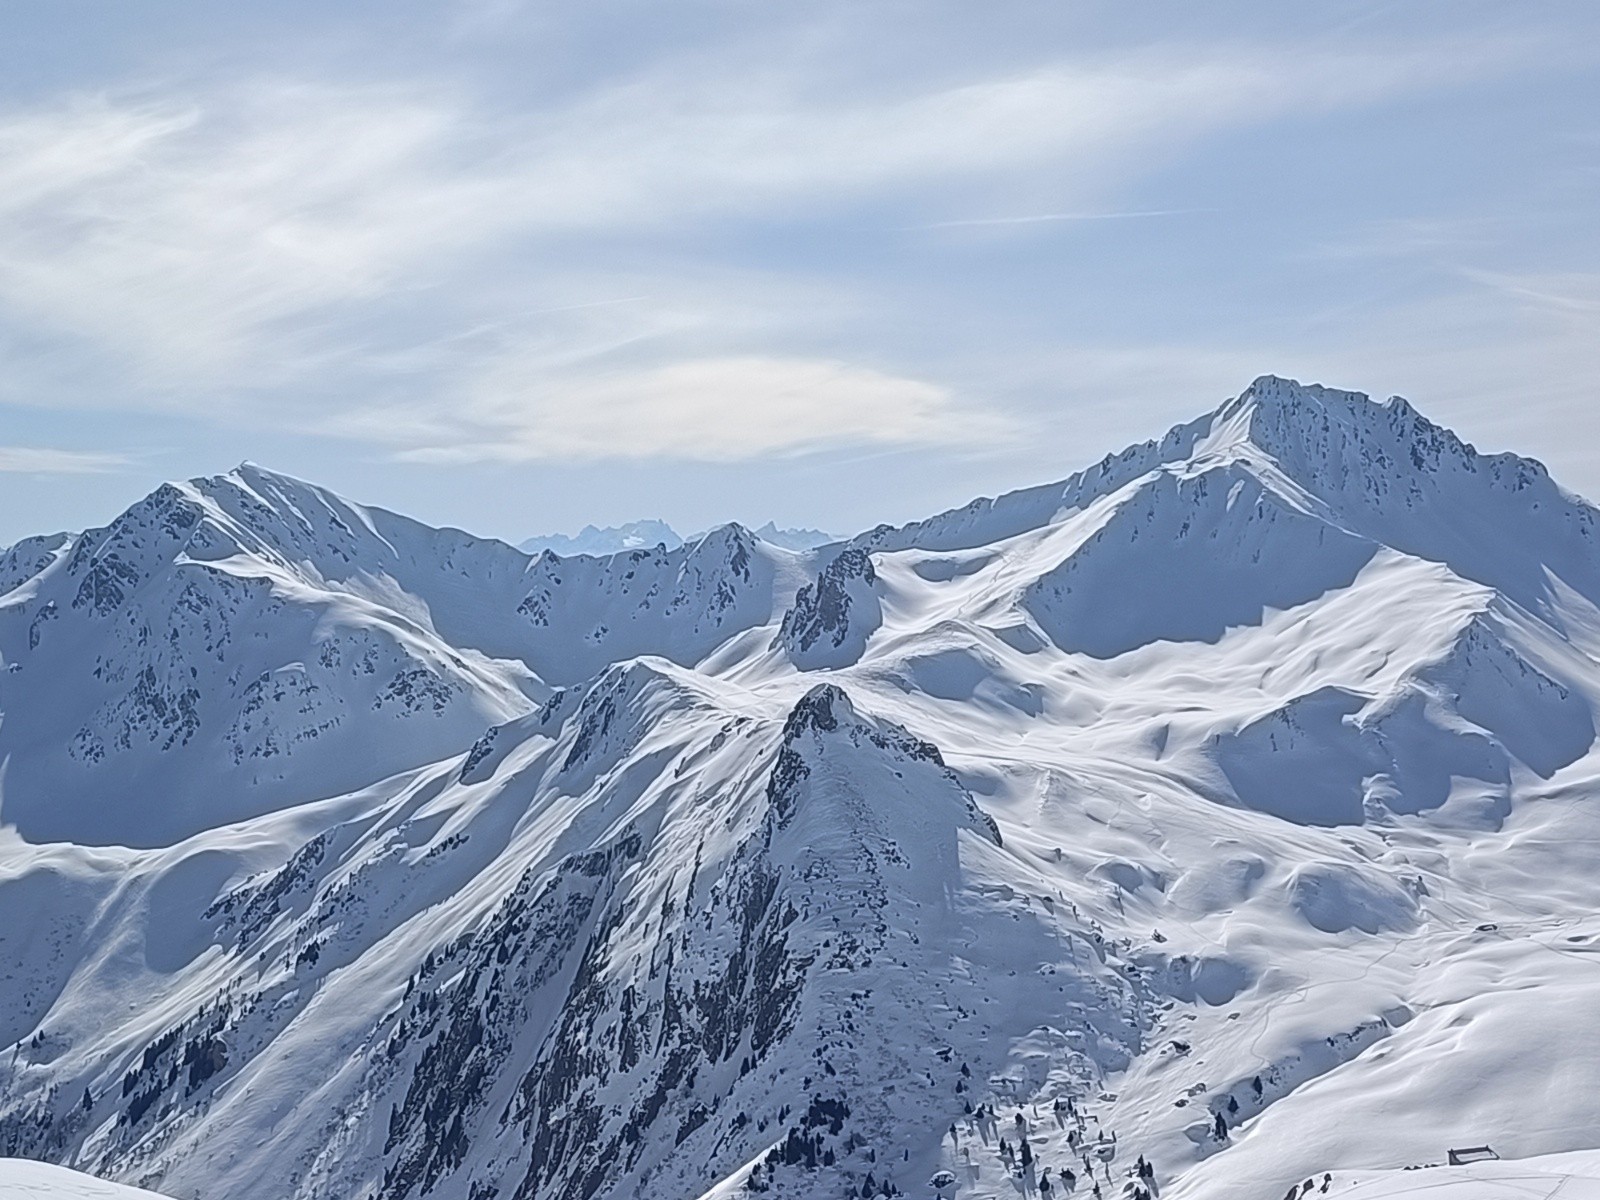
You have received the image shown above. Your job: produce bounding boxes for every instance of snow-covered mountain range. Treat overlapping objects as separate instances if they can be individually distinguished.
[1,376,1598,1200]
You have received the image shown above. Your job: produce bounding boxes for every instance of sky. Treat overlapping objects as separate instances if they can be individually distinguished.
[0,1,1596,546]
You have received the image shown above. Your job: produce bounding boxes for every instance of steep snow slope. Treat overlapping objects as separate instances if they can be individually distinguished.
[1,377,1599,1200]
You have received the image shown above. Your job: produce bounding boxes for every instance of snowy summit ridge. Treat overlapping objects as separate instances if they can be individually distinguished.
[1,377,1599,1200]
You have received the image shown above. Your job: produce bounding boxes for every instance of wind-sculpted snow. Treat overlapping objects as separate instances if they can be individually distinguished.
[4,377,1600,1200]
[1420,613,1595,778]
[1211,611,1594,827]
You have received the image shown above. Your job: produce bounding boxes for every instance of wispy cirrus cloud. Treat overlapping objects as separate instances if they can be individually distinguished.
[0,29,1549,467]
[0,446,130,474]
[382,354,1014,463]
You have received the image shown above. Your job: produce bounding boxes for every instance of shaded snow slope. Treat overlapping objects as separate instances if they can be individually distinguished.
[2,377,1600,1200]
[1021,463,1378,658]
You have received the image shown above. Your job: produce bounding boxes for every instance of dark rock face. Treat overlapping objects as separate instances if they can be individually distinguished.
[459,725,501,783]
[383,833,645,1200]
[778,549,880,670]
[352,702,838,1200]
[389,685,997,1200]
[205,832,329,945]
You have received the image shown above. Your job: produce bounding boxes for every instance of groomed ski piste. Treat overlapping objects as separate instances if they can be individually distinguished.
[1,377,1598,1200]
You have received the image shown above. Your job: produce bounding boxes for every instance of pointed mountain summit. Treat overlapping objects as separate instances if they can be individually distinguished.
[1213,376,1600,616]
[863,376,1596,580]
[0,467,536,845]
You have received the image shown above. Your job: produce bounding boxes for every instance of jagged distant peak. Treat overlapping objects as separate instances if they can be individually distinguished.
[519,519,683,557]
[518,519,767,579]
[750,521,834,551]
[519,519,831,559]
[517,519,753,566]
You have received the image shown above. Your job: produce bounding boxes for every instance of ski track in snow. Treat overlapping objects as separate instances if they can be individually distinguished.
[0,377,1597,1200]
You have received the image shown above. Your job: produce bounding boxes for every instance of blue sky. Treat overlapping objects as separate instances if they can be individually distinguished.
[0,1,1596,544]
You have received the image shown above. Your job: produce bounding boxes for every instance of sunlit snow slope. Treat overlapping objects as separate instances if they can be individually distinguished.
[0,1158,172,1199]
[1,377,1598,1200]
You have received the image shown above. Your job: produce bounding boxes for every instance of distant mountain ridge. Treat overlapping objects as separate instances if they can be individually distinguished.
[1,377,1598,1200]
[519,519,833,557]
[519,519,682,556]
